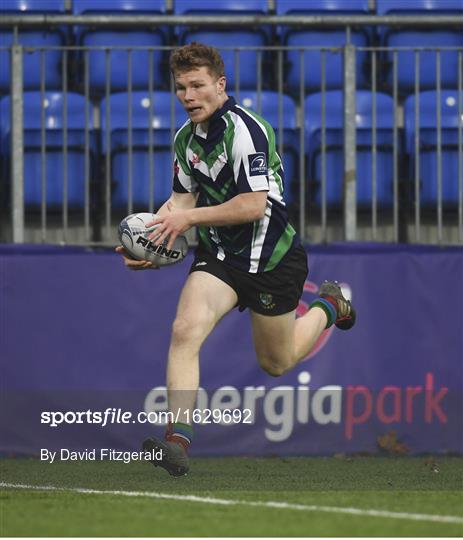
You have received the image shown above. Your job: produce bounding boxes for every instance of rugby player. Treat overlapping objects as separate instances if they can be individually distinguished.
[116,42,356,476]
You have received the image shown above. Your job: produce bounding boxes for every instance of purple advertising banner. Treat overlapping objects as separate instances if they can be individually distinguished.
[1,243,462,457]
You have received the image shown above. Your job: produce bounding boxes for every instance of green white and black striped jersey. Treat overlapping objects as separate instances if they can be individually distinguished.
[173,96,297,273]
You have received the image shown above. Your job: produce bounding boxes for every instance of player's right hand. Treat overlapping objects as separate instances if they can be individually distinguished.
[115,246,159,270]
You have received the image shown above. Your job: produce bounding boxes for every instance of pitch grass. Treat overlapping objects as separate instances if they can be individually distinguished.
[1,457,462,537]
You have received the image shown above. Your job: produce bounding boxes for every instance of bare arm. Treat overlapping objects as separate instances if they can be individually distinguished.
[157,191,198,216]
[189,191,267,227]
[148,191,268,249]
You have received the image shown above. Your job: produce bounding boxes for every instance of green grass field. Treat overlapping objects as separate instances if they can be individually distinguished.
[1,457,462,537]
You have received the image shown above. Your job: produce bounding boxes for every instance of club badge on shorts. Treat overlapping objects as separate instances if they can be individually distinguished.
[259,292,276,310]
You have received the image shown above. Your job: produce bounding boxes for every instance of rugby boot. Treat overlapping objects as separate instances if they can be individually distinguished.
[319,280,356,330]
[142,437,189,477]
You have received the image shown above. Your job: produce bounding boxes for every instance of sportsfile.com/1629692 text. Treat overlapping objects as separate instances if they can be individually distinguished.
[40,408,253,428]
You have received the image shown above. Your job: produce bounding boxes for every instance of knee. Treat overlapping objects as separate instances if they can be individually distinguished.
[171,316,208,348]
[262,364,287,377]
[258,356,291,377]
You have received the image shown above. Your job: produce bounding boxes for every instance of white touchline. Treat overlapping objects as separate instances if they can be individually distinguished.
[1,482,462,525]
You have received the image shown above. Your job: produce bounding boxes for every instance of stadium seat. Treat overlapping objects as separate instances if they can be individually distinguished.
[72,0,167,95]
[0,0,66,92]
[175,0,267,10]
[238,92,299,206]
[175,0,269,90]
[0,92,95,208]
[100,91,188,210]
[377,0,463,93]
[404,90,463,207]
[0,99,6,208]
[276,0,371,94]
[305,90,396,208]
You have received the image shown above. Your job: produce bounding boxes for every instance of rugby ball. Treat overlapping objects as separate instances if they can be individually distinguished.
[118,212,188,266]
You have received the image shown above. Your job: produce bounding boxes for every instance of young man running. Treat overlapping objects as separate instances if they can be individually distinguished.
[116,42,356,476]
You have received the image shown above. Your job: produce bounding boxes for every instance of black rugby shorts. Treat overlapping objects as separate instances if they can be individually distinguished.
[189,245,308,316]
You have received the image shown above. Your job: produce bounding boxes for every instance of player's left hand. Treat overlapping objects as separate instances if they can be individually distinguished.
[115,245,159,270]
[146,202,192,251]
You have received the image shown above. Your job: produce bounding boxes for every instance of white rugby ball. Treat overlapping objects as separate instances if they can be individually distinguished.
[118,212,188,266]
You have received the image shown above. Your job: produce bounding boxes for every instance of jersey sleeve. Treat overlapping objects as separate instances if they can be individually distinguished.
[172,131,198,194]
[231,116,271,194]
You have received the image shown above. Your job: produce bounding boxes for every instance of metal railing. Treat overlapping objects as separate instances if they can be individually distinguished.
[1,14,462,246]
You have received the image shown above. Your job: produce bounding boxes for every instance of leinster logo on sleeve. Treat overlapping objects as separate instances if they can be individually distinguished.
[248,152,267,176]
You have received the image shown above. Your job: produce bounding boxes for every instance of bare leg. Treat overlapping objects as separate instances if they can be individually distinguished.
[251,307,327,377]
[167,271,238,423]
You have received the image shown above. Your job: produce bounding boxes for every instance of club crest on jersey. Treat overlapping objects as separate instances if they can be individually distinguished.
[192,153,201,165]
[248,152,267,176]
[259,292,275,310]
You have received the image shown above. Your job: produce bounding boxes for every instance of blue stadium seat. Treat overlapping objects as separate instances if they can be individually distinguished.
[181,33,267,90]
[404,90,462,207]
[100,91,188,210]
[377,0,463,12]
[175,0,268,11]
[0,92,95,208]
[73,0,167,95]
[377,0,463,93]
[0,0,65,7]
[277,0,371,94]
[305,90,395,207]
[175,0,269,90]
[0,0,66,92]
[276,0,370,14]
[0,97,6,207]
[238,91,299,206]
